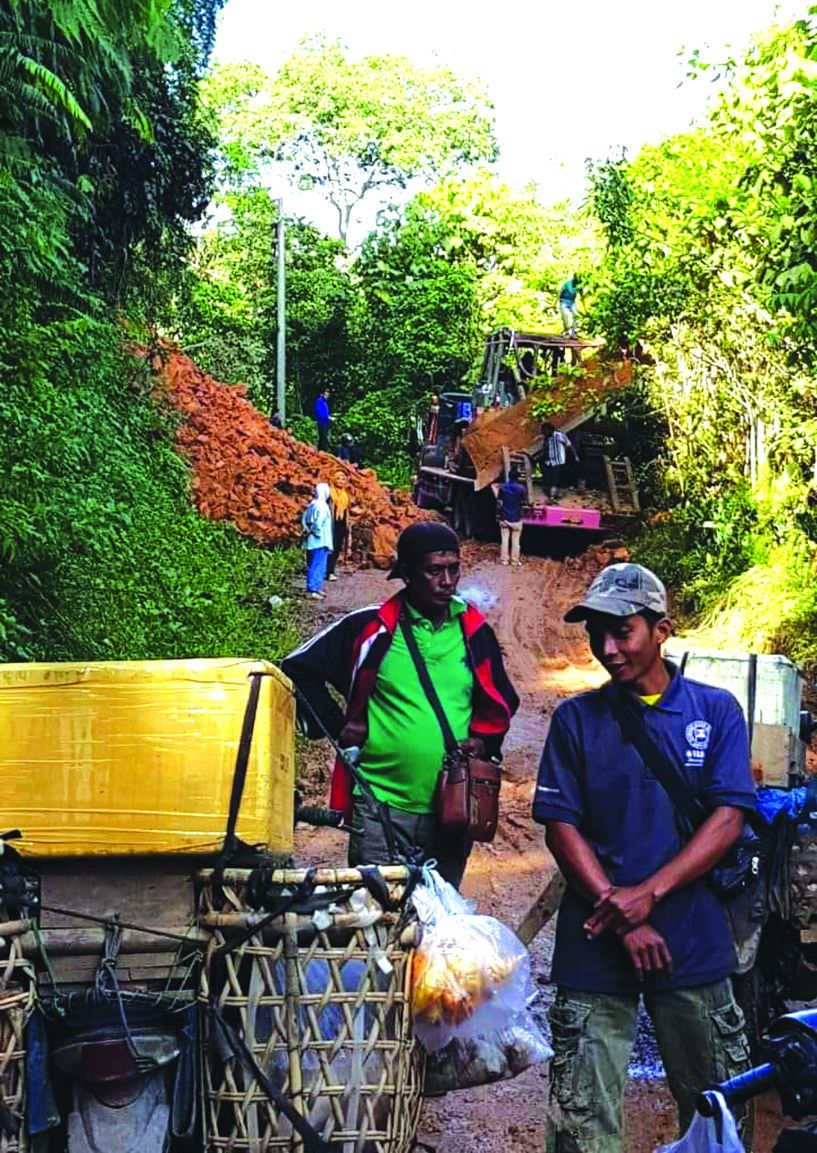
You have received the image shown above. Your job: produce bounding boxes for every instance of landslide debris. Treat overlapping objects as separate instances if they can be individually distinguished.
[150,345,424,568]
[563,539,630,579]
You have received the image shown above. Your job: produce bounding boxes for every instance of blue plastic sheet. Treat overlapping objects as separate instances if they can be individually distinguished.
[755,786,807,825]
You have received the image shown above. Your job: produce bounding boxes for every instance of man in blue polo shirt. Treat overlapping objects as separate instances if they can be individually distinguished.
[533,563,754,1153]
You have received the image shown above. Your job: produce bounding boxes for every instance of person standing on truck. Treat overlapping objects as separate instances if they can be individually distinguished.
[314,388,331,451]
[282,521,519,887]
[533,563,754,1152]
[559,273,581,337]
[498,466,527,567]
[540,421,579,499]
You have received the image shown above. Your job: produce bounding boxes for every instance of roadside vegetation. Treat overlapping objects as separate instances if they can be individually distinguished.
[3,5,817,668]
[585,18,817,663]
[0,0,300,662]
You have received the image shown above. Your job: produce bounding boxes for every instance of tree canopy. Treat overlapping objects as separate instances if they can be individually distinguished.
[205,37,498,241]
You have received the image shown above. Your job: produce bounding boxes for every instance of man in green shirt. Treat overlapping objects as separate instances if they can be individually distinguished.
[282,522,519,885]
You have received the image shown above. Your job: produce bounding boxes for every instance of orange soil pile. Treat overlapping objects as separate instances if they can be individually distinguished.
[151,345,424,568]
[563,538,630,580]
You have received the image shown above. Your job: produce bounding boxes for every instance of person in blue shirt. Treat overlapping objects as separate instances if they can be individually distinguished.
[533,563,754,1153]
[497,466,527,566]
[314,388,331,451]
[559,273,581,337]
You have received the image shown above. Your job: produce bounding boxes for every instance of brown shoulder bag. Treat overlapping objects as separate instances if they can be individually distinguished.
[399,617,501,843]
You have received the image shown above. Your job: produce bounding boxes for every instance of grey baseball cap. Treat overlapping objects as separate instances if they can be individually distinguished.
[564,563,668,622]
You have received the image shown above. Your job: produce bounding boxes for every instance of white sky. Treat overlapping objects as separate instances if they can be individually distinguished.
[212,0,807,237]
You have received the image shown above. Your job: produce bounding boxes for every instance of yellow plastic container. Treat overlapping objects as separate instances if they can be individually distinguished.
[0,658,295,857]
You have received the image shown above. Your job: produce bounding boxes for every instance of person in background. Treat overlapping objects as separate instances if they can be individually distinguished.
[559,273,581,337]
[326,469,351,582]
[282,522,519,887]
[314,388,331,451]
[498,466,527,567]
[339,431,363,467]
[533,563,754,1152]
[541,421,579,499]
[301,482,333,600]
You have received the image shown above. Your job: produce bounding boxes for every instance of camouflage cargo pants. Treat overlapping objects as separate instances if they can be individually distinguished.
[547,979,751,1153]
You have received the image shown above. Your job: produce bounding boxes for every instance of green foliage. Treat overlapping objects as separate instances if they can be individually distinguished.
[0,0,305,666]
[171,187,354,416]
[419,171,604,333]
[205,38,498,241]
[584,14,817,666]
[585,153,633,249]
[341,390,415,486]
[0,315,301,662]
[632,486,761,614]
[352,198,482,397]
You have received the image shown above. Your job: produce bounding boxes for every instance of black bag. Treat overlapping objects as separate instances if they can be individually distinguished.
[611,696,763,902]
[709,827,763,901]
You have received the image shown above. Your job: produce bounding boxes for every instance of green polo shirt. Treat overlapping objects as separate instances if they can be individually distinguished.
[358,598,474,812]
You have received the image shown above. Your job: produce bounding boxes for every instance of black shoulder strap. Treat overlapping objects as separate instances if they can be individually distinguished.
[224,671,264,857]
[213,671,264,901]
[611,693,707,831]
[399,616,458,752]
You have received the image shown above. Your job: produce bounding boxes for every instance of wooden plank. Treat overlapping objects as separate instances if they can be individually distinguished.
[515,870,566,946]
[418,466,475,485]
[520,453,536,505]
[19,927,206,957]
[751,723,792,786]
[38,859,196,930]
[603,455,621,512]
[624,457,640,511]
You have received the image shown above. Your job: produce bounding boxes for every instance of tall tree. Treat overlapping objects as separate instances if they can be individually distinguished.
[205,38,498,243]
[176,187,354,414]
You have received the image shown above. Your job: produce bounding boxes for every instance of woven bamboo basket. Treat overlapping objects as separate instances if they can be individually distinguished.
[197,866,424,1153]
[0,938,35,1153]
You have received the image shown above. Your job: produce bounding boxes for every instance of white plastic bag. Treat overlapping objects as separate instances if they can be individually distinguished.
[410,865,529,1050]
[656,1093,744,1153]
[410,866,552,1092]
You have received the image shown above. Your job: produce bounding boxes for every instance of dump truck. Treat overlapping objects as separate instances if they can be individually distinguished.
[0,659,423,1153]
[413,329,637,541]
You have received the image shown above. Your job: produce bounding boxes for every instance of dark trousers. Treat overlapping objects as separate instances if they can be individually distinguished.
[326,516,347,576]
[541,462,565,492]
[347,792,471,889]
[317,422,330,451]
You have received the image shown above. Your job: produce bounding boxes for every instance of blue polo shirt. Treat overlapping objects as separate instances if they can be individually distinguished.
[499,481,527,523]
[533,664,756,993]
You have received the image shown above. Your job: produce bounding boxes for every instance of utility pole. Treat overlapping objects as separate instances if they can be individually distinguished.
[276,197,286,424]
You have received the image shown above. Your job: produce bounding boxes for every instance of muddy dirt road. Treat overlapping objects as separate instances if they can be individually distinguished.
[293,545,678,1153]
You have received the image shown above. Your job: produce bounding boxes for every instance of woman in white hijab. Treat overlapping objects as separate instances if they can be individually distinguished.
[302,482,334,599]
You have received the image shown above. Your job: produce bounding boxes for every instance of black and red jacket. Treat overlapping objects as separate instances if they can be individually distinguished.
[281,590,519,817]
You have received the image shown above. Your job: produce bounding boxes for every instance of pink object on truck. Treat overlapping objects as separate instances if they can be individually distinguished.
[524,505,602,529]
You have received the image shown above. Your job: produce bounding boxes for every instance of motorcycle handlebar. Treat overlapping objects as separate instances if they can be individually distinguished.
[697,1062,778,1116]
[295,805,346,829]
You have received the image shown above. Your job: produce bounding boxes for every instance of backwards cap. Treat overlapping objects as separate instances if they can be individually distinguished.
[387,522,460,580]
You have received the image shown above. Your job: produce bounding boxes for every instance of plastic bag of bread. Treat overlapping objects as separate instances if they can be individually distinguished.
[409,866,548,1069]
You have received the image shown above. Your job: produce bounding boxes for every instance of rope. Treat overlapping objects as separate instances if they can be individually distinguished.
[38,903,206,946]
